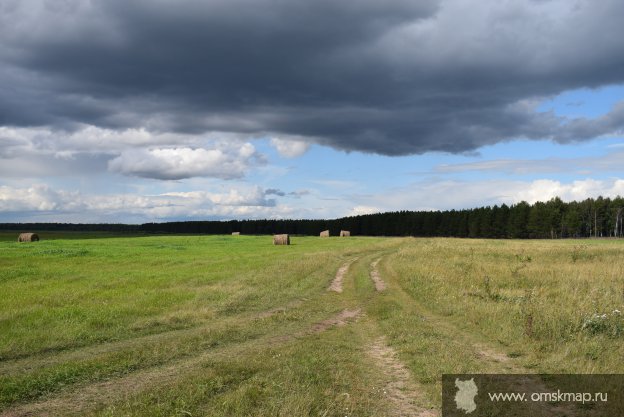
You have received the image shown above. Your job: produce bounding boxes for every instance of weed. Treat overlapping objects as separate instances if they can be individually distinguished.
[482,275,502,301]
[510,252,532,278]
[581,310,624,337]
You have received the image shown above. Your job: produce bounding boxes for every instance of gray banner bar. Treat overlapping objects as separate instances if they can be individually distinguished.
[442,374,624,416]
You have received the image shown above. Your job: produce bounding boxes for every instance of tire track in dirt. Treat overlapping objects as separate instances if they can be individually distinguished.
[414,313,520,372]
[267,308,363,345]
[370,258,386,291]
[309,308,362,333]
[368,337,437,417]
[0,309,363,417]
[367,250,574,416]
[381,258,523,372]
[411,302,581,404]
[0,299,306,376]
[327,259,356,293]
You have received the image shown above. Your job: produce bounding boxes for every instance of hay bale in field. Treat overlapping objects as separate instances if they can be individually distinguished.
[320,230,330,237]
[18,233,39,242]
[273,234,290,245]
[231,232,240,235]
[340,230,350,237]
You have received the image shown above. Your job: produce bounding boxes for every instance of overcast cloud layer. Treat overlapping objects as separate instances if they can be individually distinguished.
[1,0,624,222]
[2,0,624,162]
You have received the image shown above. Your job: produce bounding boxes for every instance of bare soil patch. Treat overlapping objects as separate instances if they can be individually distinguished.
[309,308,362,333]
[328,260,354,293]
[368,337,437,417]
[370,258,386,291]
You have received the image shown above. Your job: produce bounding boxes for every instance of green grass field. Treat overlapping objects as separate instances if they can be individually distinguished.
[1,233,623,416]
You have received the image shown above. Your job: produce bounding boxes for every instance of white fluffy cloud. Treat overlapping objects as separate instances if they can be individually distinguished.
[108,144,259,180]
[0,185,80,212]
[0,126,196,157]
[1,178,623,222]
[269,137,310,158]
[0,184,295,221]
[346,178,624,214]
[513,179,624,204]
[0,125,265,180]
[348,205,380,216]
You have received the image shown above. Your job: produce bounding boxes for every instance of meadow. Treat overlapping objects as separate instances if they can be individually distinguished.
[0,233,623,416]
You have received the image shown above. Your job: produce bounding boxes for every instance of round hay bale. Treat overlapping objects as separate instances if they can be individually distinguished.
[231,232,240,235]
[273,234,290,245]
[320,230,330,237]
[340,230,350,237]
[18,233,39,242]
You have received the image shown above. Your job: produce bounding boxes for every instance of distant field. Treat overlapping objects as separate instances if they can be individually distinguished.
[1,234,623,416]
[0,231,147,241]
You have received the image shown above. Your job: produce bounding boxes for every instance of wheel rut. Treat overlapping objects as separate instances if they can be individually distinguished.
[368,337,437,417]
[328,259,356,293]
[370,258,387,291]
[0,308,363,417]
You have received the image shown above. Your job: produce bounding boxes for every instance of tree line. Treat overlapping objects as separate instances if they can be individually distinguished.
[2,196,623,238]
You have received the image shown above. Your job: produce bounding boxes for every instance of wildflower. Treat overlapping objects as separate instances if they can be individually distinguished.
[613,309,621,315]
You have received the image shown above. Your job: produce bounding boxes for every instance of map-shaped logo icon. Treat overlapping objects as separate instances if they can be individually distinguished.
[454,378,478,414]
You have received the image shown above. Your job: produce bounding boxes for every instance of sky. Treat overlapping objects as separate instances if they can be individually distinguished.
[1,0,623,223]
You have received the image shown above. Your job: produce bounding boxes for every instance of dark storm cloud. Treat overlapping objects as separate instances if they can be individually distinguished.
[1,0,624,155]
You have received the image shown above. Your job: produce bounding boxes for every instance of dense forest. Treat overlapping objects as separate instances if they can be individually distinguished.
[2,197,623,239]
